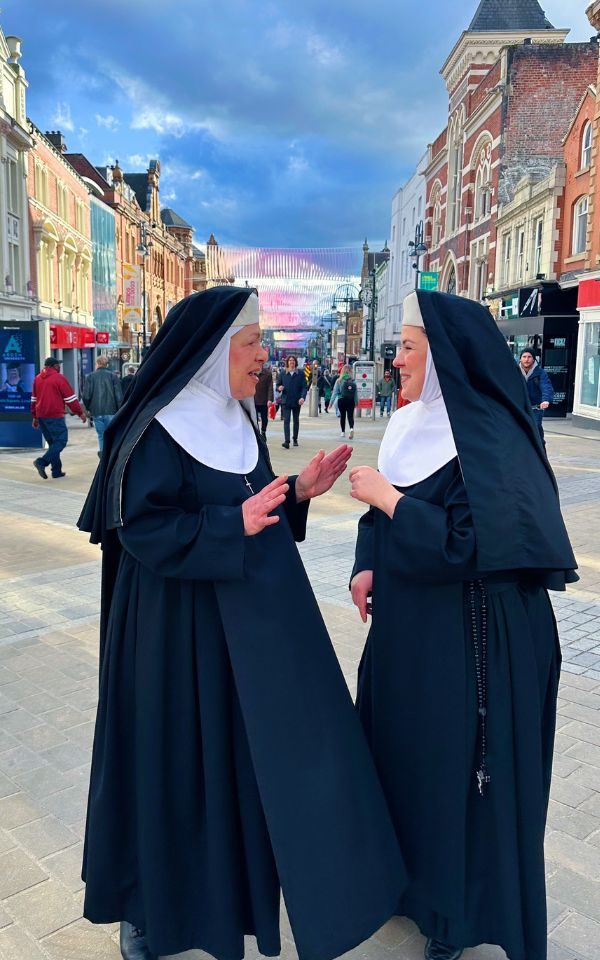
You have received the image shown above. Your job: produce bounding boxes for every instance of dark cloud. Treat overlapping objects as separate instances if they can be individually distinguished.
[4,0,590,246]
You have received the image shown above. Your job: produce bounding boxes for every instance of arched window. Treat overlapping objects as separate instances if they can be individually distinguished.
[429,182,443,248]
[581,121,593,170]
[572,196,589,256]
[474,142,492,221]
[446,264,457,294]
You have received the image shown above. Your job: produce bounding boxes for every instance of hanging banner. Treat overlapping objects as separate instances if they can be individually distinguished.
[123,263,141,325]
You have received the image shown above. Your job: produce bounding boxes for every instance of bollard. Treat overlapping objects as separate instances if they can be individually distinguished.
[308,383,319,417]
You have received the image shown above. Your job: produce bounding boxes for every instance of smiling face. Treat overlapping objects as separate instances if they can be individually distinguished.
[229,323,268,400]
[393,326,429,402]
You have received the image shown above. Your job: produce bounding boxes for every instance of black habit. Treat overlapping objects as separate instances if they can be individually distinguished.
[354,291,577,960]
[79,287,406,960]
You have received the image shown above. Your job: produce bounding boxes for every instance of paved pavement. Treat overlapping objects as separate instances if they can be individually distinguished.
[0,412,599,959]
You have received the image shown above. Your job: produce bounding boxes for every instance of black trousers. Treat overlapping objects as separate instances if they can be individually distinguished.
[338,398,355,432]
[255,404,268,434]
[283,405,300,443]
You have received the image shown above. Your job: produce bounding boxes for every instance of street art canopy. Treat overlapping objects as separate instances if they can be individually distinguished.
[206,245,362,334]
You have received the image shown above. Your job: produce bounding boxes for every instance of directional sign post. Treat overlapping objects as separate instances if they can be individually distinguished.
[353,361,376,420]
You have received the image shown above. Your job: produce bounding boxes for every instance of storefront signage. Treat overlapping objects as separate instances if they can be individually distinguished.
[353,361,376,415]
[578,278,600,309]
[419,272,439,291]
[123,262,141,325]
[96,331,110,344]
[50,324,95,349]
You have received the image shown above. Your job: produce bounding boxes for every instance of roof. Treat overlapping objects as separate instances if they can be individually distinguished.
[161,208,192,229]
[469,0,554,31]
[122,173,150,212]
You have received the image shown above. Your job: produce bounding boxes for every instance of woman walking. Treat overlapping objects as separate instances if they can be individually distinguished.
[349,290,576,960]
[331,365,357,440]
[78,287,405,960]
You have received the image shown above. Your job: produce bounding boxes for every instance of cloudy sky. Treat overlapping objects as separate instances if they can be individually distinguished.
[6,0,591,248]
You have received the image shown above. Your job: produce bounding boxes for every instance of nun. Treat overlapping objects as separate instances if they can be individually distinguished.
[78,286,405,960]
[348,290,577,960]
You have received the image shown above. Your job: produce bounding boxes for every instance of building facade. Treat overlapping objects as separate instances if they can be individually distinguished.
[387,154,427,338]
[27,127,93,395]
[423,0,596,311]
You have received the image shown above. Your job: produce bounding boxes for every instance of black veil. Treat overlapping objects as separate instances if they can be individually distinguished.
[416,290,576,580]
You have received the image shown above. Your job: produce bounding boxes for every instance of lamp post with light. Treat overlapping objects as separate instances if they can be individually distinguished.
[331,283,361,365]
[408,220,428,290]
[136,221,154,353]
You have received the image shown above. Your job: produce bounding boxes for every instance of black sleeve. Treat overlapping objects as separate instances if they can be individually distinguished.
[113,375,123,407]
[118,426,246,581]
[282,475,310,542]
[386,470,477,582]
[351,508,376,582]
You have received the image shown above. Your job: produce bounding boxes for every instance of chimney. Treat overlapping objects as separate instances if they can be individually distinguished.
[45,131,67,153]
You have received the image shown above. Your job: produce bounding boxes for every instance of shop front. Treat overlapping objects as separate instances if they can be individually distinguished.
[573,275,600,428]
[496,283,579,418]
[49,322,96,398]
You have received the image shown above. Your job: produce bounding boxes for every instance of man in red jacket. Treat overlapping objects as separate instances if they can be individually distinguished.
[31,357,86,479]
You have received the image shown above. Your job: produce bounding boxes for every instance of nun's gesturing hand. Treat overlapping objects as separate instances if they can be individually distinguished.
[349,466,403,519]
[295,445,353,503]
[242,476,289,535]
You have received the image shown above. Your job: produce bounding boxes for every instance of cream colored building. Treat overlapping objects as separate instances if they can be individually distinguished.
[0,32,33,325]
[492,166,565,305]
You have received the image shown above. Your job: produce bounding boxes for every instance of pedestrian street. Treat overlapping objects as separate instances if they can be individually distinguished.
[0,415,598,959]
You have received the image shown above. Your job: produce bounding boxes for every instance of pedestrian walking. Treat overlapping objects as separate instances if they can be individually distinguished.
[82,356,123,455]
[78,286,405,960]
[121,365,137,400]
[323,369,336,413]
[31,357,86,479]
[377,370,394,417]
[349,290,577,960]
[519,346,554,444]
[254,361,274,439]
[331,365,357,440]
[277,355,307,448]
[316,368,326,413]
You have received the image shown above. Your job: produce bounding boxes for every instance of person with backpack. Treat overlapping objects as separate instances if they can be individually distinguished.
[331,364,358,440]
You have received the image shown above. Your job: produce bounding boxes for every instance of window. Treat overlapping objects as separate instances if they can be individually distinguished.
[430,183,443,248]
[582,121,593,170]
[474,143,492,221]
[446,264,457,295]
[580,321,600,408]
[61,241,77,308]
[533,218,544,276]
[35,163,49,206]
[448,125,464,234]
[5,154,22,294]
[57,182,68,221]
[516,227,525,280]
[572,196,588,256]
[502,233,512,287]
[75,199,85,234]
[470,238,488,300]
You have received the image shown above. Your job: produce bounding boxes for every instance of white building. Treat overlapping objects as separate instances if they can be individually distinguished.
[386,153,428,342]
[0,31,32,323]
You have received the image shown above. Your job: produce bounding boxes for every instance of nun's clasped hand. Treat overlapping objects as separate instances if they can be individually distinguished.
[295,445,353,502]
[349,465,403,519]
[242,475,289,535]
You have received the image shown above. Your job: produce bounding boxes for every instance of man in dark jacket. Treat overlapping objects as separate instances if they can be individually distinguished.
[277,355,307,448]
[519,347,554,443]
[31,357,86,479]
[254,361,274,440]
[82,356,123,454]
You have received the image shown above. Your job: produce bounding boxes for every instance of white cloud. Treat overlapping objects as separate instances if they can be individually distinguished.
[95,113,120,130]
[78,127,88,142]
[162,189,177,202]
[51,101,75,132]
[126,153,155,170]
[306,33,344,68]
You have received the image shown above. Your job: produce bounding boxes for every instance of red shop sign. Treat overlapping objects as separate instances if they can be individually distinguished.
[578,278,600,310]
[49,324,96,349]
[96,331,110,344]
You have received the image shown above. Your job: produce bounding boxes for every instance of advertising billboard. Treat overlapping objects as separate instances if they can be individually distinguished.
[0,321,41,448]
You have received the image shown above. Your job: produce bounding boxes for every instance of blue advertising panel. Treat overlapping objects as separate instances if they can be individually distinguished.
[0,321,41,448]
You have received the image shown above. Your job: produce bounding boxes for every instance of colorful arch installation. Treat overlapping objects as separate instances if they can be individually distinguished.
[206,245,362,341]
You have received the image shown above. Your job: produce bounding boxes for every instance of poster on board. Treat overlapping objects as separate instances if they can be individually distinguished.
[0,321,41,448]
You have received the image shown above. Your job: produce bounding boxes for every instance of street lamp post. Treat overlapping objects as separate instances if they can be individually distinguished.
[408,220,428,290]
[360,270,377,362]
[137,221,154,353]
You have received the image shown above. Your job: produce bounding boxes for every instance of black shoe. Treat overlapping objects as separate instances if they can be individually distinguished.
[33,459,47,479]
[293,440,299,446]
[52,472,66,479]
[424,939,463,960]
[282,442,289,449]
[120,921,154,959]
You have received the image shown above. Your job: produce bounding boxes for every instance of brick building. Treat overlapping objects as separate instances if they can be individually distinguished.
[423,0,596,312]
[64,152,200,361]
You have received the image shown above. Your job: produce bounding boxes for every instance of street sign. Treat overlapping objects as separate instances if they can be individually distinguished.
[419,271,439,291]
[353,361,376,418]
